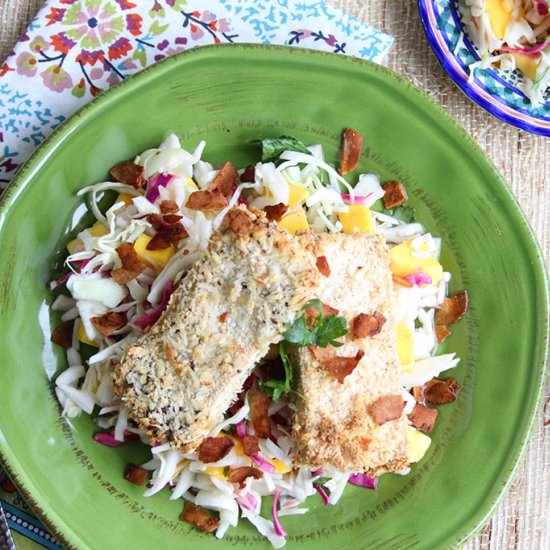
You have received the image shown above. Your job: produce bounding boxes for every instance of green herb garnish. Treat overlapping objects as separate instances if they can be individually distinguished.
[283,299,348,348]
[379,204,416,224]
[261,136,310,162]
[223,466,230,477]
[260,342,294,401]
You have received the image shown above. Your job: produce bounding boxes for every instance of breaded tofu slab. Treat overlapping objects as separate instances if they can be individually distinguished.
[292,233,409,476]
[114,207,320,453]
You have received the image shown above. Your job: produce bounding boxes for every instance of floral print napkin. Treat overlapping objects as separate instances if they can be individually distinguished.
[0,0,393,192]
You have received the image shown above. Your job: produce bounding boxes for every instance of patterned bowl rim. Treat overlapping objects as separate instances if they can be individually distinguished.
[417,0,550,137]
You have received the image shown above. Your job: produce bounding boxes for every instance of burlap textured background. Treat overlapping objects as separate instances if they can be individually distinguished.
[0,1,548,548]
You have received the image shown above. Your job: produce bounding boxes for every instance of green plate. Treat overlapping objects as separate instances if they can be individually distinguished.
[0,45,547,550]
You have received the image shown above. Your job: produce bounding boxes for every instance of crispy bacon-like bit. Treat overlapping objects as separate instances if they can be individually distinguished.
[382,181,408,209]
[197,436,234,463]
[425,378,460,405]
[249,385,271,438]
[315,256,331,277]
[186,188,228,211]
[218,312,229,323]
[409,404,438,432]
[51,323,73,348]
[226,208,253,236]
[109,160,145,188]
[180,502,219,533]
[159,199,179,213]
[309,345,336,363]
[264,203,288,222]
[240,164,255,183]
[339,127,363,176]
[368,394,405,425]
[242,434,260,456]
[227,466,262,487]
[124,464,149,486]
[210,161,238,198]
[111,242,147,284]
[435,290,468,326]
[146,224,187,251]
[304,302,339,328]
[322,350,365,384]
[91,311,126,337]
[435,324,451,343]
[352,311,386,339]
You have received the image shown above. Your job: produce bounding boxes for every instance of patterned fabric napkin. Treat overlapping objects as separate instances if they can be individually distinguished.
[0,0,393,192]
[0,0,392,547]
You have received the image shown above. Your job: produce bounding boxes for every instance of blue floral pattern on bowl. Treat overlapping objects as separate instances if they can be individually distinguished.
[418,0,550,136]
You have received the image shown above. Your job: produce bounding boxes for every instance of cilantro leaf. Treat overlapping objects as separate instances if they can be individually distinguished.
[315,315,348,347]
[283,316,316,346]
[379,204,416,224]
[261,136,310,162]
[260,343,294,400]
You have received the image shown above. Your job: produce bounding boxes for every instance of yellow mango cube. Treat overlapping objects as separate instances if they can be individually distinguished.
[338,205,374,234]
[512,53,538,80]
[406,426,432,463]
[397,322,414,366]
[485,0,512,40]
[67,238,84,254]
[205,466,228,480]
[287,182,308,207]
[88,222,109,237]
[278,209,309,235]
[133,234,175,271]
[117,193,133,206]
[270,459,292,474]
[78,322,98,348]
[184,177,198,189]
[389,240,443,286]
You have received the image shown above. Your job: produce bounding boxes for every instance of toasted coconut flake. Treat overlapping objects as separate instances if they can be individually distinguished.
[409,404,438,432]
[111,242,147,284]
[315,255,331,278]
[264,203,288,222]
[210,161,238,198]
[425,378,460,405]
[382,181,408,209]
[91,311,126,337]
[249,385,271,438]
[226,208,253,237]
[197,436,234,463]
[51,323,73,348]
[159,199,179,213]
[186,188,228,211]
[339,128,363,175]
[435,290,468,326]
[228,466,262,487]
[435,325,451,343]
[180,502,219,534]
[322,350,365,384]
[368,394,405,425]
[110,160,146,188]
[352,311,386,338]
[124,464,149,486]
[241,434,260,456]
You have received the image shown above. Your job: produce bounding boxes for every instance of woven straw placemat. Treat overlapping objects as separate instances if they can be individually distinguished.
[0,1,548,549]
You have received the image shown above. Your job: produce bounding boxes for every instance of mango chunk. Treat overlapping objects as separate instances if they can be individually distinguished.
[116,193,133,206]
[278,209,309,235]
[270,459,291,474]
[397,322,414,366]
[389,240,443,286]
[338,205,374,234]
[133,234,175,271]
[512,53,538,80]
[78,322,98,348]
[287,182,308,207]
[485,0,512,40]
[406,426,432,463]
[205,466,228,480]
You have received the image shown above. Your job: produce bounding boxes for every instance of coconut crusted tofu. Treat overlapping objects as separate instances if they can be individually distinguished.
[292,233,409,476]
[114,207,320,453]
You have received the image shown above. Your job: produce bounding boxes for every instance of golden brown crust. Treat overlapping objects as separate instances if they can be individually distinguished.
[114,207,320,452]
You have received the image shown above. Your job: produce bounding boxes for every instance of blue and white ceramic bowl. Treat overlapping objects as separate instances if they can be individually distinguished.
[418,0,550,136]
